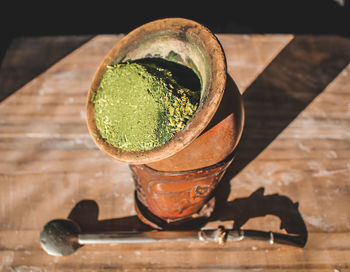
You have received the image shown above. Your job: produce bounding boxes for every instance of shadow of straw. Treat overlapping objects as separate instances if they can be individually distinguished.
[211,187,308,247]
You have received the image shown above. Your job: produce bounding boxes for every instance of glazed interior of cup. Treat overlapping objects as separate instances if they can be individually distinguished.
[86,18,226,164]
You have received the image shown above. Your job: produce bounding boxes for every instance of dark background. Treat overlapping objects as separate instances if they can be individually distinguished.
[1,0,349,59]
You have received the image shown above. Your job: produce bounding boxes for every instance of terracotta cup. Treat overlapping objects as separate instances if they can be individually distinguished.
[86,18,227,164]
[86,18,244,228]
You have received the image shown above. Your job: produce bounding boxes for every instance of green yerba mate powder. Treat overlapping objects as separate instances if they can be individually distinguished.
[91,61,200,151]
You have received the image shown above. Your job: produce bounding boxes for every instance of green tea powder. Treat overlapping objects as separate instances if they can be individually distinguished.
[92,61,200,151]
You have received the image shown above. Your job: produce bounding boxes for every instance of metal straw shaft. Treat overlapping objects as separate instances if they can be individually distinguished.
[79,228,305,247]
[78,230,202,244]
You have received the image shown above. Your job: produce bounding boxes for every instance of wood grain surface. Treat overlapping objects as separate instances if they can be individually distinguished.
[0,35,93,102]
[1,34,350,271]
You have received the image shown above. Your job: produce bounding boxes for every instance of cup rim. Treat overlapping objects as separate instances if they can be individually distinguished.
[86,18,227,164]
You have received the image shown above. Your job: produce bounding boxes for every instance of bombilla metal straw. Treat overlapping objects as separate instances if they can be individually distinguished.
[40,219,306,256]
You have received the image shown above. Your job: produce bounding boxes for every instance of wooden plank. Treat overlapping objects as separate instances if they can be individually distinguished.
[1,34,350,271]
[0,232,350,271]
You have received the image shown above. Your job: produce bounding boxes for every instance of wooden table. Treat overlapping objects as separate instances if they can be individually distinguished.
[1,34,350,271]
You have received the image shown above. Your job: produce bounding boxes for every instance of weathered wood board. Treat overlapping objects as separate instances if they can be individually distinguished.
[1,34,350,271]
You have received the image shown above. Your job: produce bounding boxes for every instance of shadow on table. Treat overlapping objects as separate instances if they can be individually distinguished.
[211,187,308,246]
[67,186,307,247]
[224,34,350,186]
[207,35,350,247]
